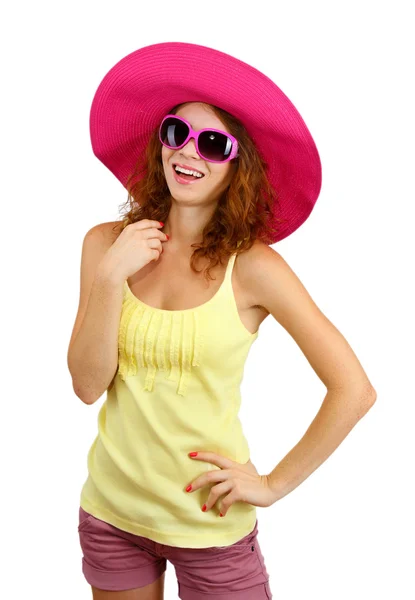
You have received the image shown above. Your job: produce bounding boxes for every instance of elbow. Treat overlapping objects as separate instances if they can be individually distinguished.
[364,384,377,406]
[79,394,98,406]
[357,384,377,418]
[72,381,101,405]
[351,381,377,407]
[329,381,377,405]
[328,382,377,421]
[70,368,117,405]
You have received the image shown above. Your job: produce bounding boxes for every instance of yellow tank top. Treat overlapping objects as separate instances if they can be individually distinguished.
[79,250,260,548]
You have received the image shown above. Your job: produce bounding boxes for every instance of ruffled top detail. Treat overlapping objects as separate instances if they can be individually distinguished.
[119,283,205,396]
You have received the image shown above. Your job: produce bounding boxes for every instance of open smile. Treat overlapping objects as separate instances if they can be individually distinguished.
[172,164,205,185]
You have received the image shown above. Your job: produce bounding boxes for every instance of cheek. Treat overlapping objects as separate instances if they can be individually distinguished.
[161,145,174,162]
[212,165,232,184]
[161,148,174,175]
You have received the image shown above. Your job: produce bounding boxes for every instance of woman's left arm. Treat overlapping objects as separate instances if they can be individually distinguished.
[185,244,376,513]
[241,243,377,501]
[266,384,375,502]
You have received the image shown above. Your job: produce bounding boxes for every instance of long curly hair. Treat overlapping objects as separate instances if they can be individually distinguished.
[114,102,285,283]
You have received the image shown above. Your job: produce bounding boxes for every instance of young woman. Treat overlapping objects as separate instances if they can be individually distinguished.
[68,42,376,600]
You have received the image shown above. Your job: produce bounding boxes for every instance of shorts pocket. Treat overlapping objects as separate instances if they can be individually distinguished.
[78,506,94,532]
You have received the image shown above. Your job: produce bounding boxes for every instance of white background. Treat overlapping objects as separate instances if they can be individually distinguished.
[2,1,414,598]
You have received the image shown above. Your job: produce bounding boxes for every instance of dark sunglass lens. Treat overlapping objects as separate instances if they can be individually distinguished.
[199,131,233,161]
[160,117,188,148]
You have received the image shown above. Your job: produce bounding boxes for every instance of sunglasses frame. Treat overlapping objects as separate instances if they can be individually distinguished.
[159,114,239,164]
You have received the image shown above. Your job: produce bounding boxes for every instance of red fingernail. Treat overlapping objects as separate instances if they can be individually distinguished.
[166,233,170,239]
[186,485,192,492]
[220,513,224,517]
[159,222,164,226]
[189,452,198,457]
[202,504,207,512]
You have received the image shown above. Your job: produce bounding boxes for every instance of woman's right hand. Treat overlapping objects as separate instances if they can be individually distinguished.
[100,219,169,281]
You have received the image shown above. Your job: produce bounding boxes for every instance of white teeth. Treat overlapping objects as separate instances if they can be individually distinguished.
[174,165,203,178]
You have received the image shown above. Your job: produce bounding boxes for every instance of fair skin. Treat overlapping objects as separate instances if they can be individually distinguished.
[186,244,377,515]
[91,102,377,599]
[92,575,165,600]
[160,102,237,250]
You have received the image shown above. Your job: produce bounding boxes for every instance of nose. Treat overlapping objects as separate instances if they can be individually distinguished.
[179,136,200,159]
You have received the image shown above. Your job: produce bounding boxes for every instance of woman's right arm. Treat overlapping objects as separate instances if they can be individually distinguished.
[67,223,124,405]
[67,219,167,405]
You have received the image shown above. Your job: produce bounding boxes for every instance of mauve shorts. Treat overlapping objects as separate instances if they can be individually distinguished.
[78,506,272,599]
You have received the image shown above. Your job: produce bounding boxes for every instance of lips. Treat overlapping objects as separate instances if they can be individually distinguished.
[173,163,205,177]
[172,164,204,185]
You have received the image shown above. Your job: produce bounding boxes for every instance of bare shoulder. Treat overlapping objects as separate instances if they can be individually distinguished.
[236,239,313,318]
[89,220,124,247]
[235,239,275,311]
[237,240,376,395]
[237,239,274,267]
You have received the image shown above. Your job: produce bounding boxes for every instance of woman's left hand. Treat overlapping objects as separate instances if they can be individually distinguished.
[185,451,277,516]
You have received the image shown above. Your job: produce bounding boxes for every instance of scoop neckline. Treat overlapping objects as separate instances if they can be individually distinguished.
[123,254,236,314]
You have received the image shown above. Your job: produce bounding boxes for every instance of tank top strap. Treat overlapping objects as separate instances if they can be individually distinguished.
[216,250,239,305]
[222,241,243,288]
[223,252,237,286]
[211,245,257,339]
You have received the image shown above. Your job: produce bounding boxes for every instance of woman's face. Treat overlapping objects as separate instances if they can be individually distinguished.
[161,102,237,205]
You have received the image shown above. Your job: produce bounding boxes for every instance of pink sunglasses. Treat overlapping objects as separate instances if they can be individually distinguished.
[159,114,239,164]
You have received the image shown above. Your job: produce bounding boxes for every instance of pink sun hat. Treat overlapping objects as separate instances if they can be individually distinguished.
[89,41,322,244]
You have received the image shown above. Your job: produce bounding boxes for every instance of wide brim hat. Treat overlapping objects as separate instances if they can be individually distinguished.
[90,41,322,244]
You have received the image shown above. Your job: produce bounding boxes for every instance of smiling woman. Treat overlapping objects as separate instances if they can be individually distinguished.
[70,40,375,599]
[117,99,285,285]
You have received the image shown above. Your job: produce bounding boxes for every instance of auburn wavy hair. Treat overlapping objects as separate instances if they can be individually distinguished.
[113,101,285,283]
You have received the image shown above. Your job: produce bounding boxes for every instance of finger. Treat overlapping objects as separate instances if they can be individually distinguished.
[205,480,233,512]
[189,452,235,470]
[132,219,164,230]
[142,228,168,242]
[188,469,228,493]
[219,488,240,517]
